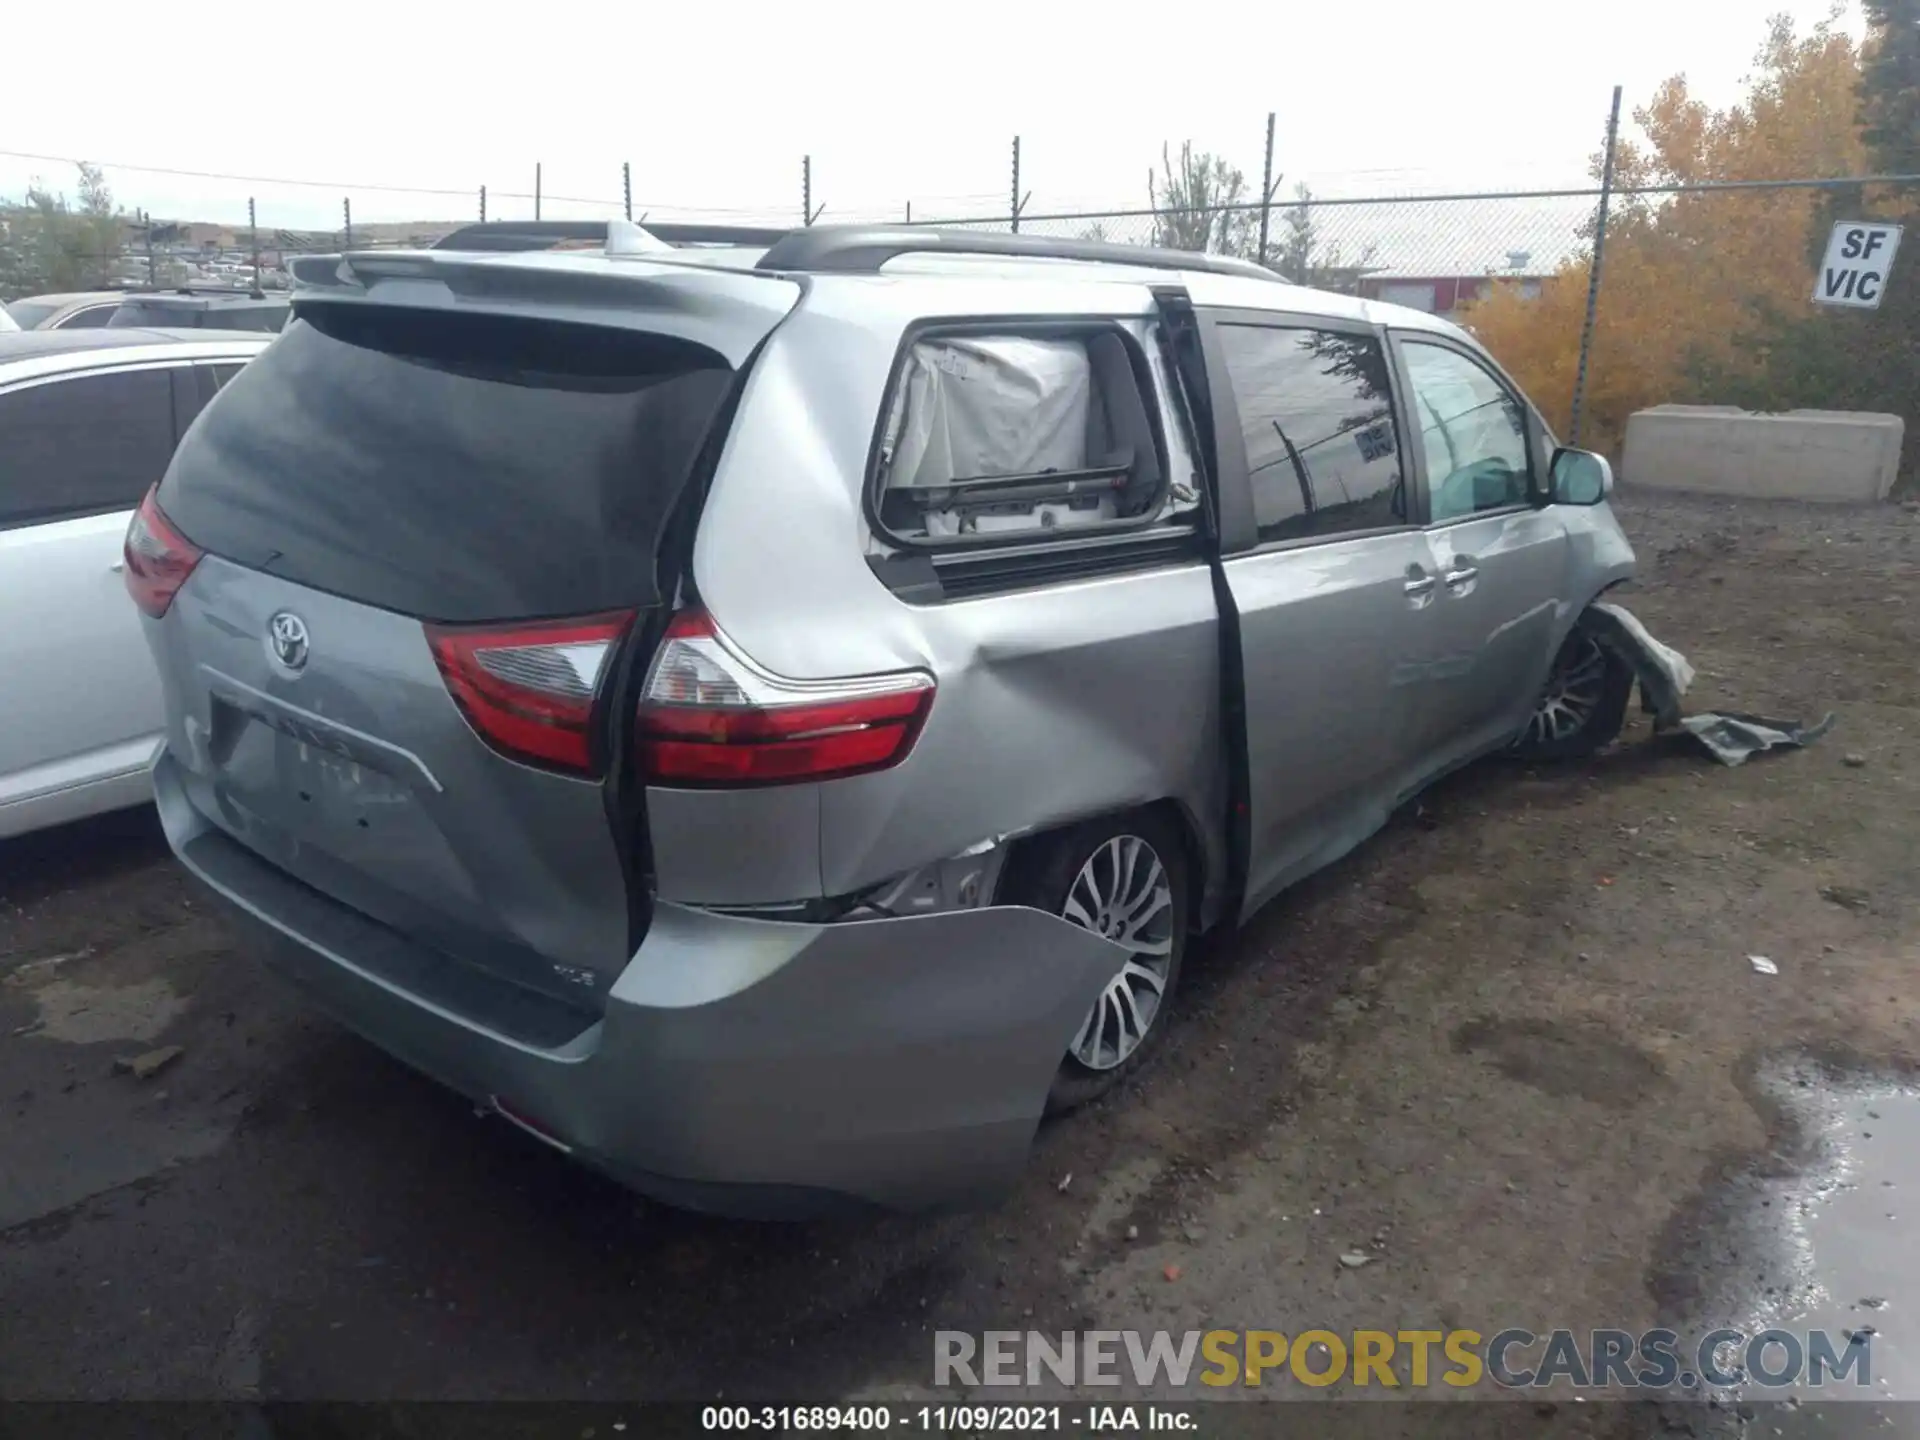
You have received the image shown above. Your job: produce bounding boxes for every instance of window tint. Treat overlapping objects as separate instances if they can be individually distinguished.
[158,309,734,623]
[106,298,287,332]
[1401,341,1531,523]
[0,369,177,527]
[1216,324,1405,542]
[216,305,289,334]
[58,304,119,329]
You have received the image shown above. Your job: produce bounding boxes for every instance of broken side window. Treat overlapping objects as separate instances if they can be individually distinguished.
[874,326,1172,543]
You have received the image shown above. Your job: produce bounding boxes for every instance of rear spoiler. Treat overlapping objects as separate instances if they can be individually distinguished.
[282,248,801,367]
[430,220,793,252]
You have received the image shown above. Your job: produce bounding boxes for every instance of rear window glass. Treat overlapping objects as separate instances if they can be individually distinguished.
[157,306,733,622]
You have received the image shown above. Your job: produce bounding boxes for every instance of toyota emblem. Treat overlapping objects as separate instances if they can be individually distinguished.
[268,611,310,671]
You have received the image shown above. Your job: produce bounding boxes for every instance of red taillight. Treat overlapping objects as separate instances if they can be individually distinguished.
[123,487,204,619]
[425,611,635,776]
[637,609,934,786]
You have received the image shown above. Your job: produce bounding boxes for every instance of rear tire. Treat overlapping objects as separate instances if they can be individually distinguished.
[1510,621,1633,761]
[1000,811,1188,1117]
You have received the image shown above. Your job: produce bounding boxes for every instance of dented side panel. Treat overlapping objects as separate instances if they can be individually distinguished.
[669,278,1231,922]
[162,749,1127,1214]
[815,562,1225,911]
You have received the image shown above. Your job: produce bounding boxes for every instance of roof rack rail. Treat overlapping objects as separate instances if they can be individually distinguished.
[752,225,1284,283]
[430,219,793,252]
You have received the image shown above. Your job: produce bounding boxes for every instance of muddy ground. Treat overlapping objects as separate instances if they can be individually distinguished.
[4,488,1920,1431]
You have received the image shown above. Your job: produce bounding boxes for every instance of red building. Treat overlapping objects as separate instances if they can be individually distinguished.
[1358,272,1544,318]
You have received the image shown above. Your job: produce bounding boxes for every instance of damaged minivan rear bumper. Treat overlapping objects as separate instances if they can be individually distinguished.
[153,752,1126,1219]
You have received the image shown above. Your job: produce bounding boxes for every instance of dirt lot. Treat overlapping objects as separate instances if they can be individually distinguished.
[5,488,1920,1425]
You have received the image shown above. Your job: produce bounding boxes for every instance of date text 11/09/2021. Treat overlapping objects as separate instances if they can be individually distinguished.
[701,1405,1195,1431]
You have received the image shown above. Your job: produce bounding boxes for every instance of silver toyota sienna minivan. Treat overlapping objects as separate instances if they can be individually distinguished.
[128,221,1637,1218]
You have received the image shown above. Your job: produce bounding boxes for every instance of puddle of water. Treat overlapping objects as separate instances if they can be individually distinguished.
[1756,1085,1920,1436]
[1682,1066,1920,1436]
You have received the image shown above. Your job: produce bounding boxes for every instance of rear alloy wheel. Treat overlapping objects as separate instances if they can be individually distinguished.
[1511,623,1632,761]
[1001,812,1188,1116]
[1063,835,1176,1071]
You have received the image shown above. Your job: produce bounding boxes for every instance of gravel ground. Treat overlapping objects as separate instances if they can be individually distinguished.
[4,488,1919,1427]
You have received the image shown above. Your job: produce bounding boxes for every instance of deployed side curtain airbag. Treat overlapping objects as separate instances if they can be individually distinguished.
[885,337,1094,489]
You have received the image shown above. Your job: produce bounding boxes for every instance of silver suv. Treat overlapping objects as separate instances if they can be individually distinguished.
[131,222,1635,1218]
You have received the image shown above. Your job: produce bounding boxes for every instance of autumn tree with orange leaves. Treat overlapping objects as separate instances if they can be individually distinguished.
[1462,9,1877,461]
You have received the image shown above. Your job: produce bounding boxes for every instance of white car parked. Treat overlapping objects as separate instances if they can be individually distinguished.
[0,328,270,838]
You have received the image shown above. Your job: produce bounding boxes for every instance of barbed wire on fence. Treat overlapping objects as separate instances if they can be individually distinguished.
[5,129,1916,480]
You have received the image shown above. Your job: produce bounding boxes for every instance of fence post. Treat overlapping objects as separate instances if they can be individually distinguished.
[1258,112,1276,267]
[534,163,542,221]
[343,197,353,251]
[479,186,487,222]
[623,162,632,221]
[142,210,156,287]
[803,155,812,226]
[249,197,259,292]
[1011,137,1021,232]
[1571,85,1623,449]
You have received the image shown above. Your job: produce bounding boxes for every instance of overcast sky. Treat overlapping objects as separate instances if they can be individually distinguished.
[3,0,1866,232]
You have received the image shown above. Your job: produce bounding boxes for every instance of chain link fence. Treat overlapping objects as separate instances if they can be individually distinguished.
[912,190,1597,295]
[5,155,1915,482]
[904,175,1918,480]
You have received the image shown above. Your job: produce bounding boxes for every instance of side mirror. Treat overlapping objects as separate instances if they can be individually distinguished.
[1549,447,1613,506]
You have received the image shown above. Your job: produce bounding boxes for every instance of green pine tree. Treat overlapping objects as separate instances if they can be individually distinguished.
[1860,0,1920,175]
[1845,0,1920,483]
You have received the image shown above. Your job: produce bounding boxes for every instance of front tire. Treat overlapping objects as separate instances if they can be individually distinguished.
[1511,621,1633,761]
[1000,811,1188,1116]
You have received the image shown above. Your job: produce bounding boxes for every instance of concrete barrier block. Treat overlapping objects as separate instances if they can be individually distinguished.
[1622,405,1905,503]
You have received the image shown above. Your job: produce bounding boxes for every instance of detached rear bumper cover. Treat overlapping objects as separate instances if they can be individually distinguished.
[154,752,1126,1217]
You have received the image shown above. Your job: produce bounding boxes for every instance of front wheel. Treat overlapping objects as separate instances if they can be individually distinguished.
[1000,812,1188,1116]
[1510,622,1633,761]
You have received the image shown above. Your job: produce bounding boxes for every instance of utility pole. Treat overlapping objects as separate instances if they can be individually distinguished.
[1570,85,1624,449]
[802,155,813,226]
[142,210,156,288]
[249,197,260,293]
[534,163,542,221]
[479,185,487,222]
[623,162,632,221]
[343,197,353,251]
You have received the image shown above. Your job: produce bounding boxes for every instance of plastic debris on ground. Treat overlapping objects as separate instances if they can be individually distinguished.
[1585,601,1835,766]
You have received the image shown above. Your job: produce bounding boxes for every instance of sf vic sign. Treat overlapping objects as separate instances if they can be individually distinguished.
[1814,222,1904,309]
